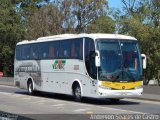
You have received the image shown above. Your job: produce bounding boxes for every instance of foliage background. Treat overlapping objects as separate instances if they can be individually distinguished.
[0,0,159,83]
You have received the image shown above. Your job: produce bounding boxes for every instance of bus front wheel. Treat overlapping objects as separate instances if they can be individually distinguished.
[73,84,82,102]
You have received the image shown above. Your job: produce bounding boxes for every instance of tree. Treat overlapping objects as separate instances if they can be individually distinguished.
[87,16,115,33]
[0,0,25,76]
[23,0,110,39]
[150,0,160,28]
[26,5,65,39]
[117,0,160,81]
[72,0,108,33]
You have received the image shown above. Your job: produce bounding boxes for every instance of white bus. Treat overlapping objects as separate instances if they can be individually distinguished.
[14,34,146,102]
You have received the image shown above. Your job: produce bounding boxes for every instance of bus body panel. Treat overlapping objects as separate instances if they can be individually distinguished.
[14,34,143,99]
[14,59,97,97]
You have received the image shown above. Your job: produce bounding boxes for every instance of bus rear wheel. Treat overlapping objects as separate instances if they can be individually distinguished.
[73,84,82,102]
[27,81,34,95]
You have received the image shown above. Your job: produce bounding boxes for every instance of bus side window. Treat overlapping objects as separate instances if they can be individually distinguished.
[39,42,49,59]
[71,41,76,58]
[49,46,54,58]
[85,38,96,79]
[76,39,83,60]
[49,41,59,59]
[79,40,83,59]
[71,38,83,60]
[30,44,39,59]
[60,40,71,59]
[21,45,30,60]
[16,46,21,60]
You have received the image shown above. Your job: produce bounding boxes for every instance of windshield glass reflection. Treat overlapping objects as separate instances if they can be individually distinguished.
[97,39,142,82]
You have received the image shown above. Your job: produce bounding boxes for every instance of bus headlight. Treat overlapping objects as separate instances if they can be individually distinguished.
[98,85,111,90]
[135,86,142,89]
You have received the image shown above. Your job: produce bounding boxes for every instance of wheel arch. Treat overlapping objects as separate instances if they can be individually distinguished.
[72,79,83,96]
[27,77,35,91]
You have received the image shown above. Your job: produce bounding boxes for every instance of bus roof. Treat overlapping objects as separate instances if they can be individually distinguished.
[17,33,137,45]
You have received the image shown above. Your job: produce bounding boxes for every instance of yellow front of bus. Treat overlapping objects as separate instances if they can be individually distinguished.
[96,39,143,98]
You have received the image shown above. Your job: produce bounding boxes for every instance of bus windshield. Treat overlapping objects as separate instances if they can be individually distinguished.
[97,39,142,82]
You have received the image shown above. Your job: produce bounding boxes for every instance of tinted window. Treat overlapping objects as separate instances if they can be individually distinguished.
[21,44,30,60]
[85,38,96,79]
[16,45,21,60]
[30,44,39,59]
[71,38,83,60]
[39,42,49,59]
[85,38,95,59]
[60,40,71,59]
[16,38,84,60]
[49,41,59,59]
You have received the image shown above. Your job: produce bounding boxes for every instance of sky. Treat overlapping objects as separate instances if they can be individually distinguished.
[108,0,122,10]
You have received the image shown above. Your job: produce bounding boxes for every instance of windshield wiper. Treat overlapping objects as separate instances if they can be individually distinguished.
[100,75,114,81]
[99,69,122,82]
[124,68,136,82]
[111,72,121,82]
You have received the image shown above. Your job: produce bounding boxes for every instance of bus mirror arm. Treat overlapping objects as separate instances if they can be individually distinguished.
[141,54,146,69]
[95,50,100,67]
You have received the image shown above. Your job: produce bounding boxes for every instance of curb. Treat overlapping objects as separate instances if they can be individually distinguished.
[0,83,14,86]
[0,77,14,86]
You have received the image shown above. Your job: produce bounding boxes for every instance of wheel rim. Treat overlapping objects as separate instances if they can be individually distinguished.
[75,86,81,98]
[28,82,33,94]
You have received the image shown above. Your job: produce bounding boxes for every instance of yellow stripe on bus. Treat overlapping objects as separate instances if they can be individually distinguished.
[100,81,142,90]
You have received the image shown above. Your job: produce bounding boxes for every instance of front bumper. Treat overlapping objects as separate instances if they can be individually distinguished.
[97,88,143,98]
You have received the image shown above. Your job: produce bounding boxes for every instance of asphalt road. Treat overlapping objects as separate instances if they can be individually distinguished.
[0,85,160,120]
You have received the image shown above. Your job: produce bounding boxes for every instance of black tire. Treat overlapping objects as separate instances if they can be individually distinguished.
[109,98,120,103]
[73,84,82,102]
[27,81,34,95]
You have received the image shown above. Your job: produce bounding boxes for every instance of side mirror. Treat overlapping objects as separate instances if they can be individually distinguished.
[95,50,100,67]
[141,54,146,69]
